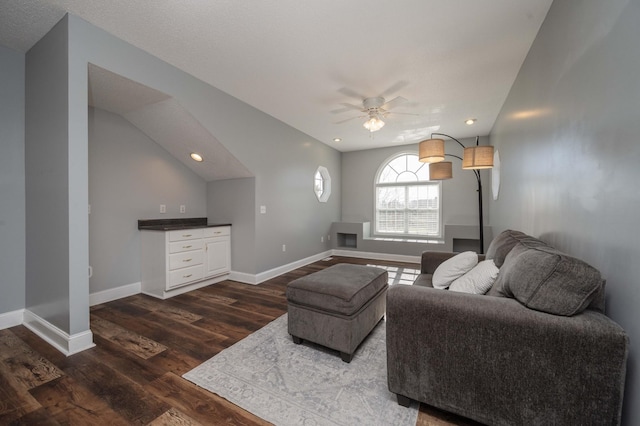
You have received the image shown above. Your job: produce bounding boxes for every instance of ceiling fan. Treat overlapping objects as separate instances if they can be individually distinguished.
[333,86,416,132]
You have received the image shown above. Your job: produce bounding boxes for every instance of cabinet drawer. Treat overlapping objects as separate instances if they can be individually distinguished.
[168,265,204,289]
[169,251,204,270]
[169,239,204,254]
[169,228,204,242]
[203,226,230,238]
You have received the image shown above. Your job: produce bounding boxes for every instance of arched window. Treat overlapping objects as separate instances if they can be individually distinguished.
[375,153,441,237]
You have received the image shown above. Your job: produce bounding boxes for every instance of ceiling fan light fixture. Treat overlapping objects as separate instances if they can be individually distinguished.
[363,116,385,132]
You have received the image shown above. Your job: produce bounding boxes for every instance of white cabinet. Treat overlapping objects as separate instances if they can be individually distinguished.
[140,226,231,299]
[203,227,231,278]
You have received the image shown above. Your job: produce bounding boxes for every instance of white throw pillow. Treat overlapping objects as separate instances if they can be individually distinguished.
[449,259,499,294]
[432,251,478,289]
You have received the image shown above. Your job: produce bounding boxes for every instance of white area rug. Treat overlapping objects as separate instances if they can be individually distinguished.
[183,314,419,426]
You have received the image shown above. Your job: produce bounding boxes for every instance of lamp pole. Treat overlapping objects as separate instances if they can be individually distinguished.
[431,133,485,254]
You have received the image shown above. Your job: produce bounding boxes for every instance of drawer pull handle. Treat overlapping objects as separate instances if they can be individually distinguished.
[214,232,221,235]
[182,234,192,237]
[182,258,192,262]
[183,274,192,278]
[183,245,192,249]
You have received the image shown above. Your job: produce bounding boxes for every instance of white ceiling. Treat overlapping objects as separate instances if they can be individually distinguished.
[0,0,553,152]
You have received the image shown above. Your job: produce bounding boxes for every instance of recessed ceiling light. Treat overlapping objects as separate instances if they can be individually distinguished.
[465,118,477,125]
[333,138,342,142]
[190,153,203,162]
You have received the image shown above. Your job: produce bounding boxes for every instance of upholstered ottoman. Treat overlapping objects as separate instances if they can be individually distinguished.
[286,263,388,362]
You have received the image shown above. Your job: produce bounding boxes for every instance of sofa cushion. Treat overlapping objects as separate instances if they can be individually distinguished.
[485,229,527,267]
[432,251,478,289]
[449,259,499,294]
[496,243,602,316]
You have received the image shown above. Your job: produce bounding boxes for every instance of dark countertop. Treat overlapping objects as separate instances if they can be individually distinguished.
[138,217,231,231]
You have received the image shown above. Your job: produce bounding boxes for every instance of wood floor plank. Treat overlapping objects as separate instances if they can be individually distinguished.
[62,351,170,424]
[91,316,168,360]
[148,407,203,426]
[126,295,204,323]
[0,371,42,423]
[29,375,131,426]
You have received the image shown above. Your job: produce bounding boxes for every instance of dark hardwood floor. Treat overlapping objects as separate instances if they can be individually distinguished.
[0,256,479,425]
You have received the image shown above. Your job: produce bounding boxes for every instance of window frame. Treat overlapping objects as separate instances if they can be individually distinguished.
[314,166,331,202]
[373,151,442,239]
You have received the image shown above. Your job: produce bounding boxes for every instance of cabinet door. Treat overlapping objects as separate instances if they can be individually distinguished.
[204,236,230,277]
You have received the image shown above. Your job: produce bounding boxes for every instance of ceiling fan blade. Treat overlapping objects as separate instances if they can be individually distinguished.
[382,96,408,111]
[341,102,365,110]
[378,81,409,99]
[386,111,419,116]
[338,87,367,100]
[334,115,366,124]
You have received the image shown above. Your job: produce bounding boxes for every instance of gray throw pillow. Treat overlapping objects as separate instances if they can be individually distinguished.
[485,229,527,268]
[498,243,602,316]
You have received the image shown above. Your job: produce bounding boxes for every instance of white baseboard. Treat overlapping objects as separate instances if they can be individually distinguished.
[228,270,259,285]
[230,250,333,285]
[0,309,24,330]
[22,310,95,356]
[331,249,421,264]
[90,282,141,306]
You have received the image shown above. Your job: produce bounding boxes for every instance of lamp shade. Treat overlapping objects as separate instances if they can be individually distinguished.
[462,145,494,169]
[419,138,445,163]
[429,161,453,180]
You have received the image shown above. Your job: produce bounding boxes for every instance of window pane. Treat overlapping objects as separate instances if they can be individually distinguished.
[407,185,439,235]
[406,154,423,174]
[396,171,418,182]
[388,155,407,174]
[415,163,429,181]
[314,171,323,197]
[376,186,406,233]
[378,165,398,183]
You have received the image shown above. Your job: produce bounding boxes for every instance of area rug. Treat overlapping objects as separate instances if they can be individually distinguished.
[183,314,418,426]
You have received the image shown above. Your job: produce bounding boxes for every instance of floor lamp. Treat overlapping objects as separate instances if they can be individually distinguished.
[418,133,494,254]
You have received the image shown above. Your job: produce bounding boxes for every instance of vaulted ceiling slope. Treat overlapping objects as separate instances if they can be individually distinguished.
[1,1,553,152]
[89,64,253,181]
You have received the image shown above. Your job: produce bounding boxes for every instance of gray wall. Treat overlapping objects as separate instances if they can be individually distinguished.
[342,138,490,229]
[88,107,207,293]
[0,46,25,315]
[489,1,640,423]
[25,17,74,331]
[207,178,256,273]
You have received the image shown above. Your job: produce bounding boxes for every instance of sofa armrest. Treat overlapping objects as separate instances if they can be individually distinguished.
[420,251,486,274]
[386,285,628,426]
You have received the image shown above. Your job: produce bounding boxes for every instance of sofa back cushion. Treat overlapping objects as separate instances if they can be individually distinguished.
[495,242,603,316]
[485,229,527,267]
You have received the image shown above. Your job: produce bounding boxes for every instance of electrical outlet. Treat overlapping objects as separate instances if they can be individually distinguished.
[180,205,186,213]
[282,244,286,252]
[260,205,267,214]
[321,236,324,243]
[328,235,331,241]
[160,204,166,213]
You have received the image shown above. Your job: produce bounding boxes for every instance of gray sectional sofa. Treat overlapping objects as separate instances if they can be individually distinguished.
[386,230,629,425]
